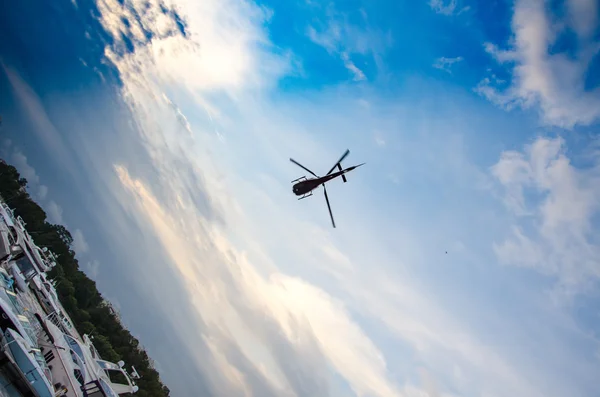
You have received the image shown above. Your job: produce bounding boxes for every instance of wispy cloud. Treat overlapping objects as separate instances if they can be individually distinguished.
[3,143,49,201]
[306,5,390,81]
[86,259,100,279]
[428,0,470,16]
[114,164,402,396]
[2,63,79,175]
[491,136,600,297]
[72,228,89,253]
[11,149,40,186]
[57,0,600,396]
[374,131,386,147]
[98,0,292,96]
[46,200,64,225]
[341,52,366,81]
[433,56,463,73]
[476,0,600,128]
[37,185,48,200]
[429,0,457,15]
[94,1,402,392]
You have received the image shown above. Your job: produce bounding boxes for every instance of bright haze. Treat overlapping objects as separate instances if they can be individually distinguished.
[1,0,600,396]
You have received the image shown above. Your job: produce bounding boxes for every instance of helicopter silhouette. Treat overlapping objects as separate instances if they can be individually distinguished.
[290,149,364,228]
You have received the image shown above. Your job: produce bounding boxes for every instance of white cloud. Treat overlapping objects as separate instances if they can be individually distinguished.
[46,200,64,225]
[88,0,600,396]
[566,0,598,38]
[37,185,48,200]
[11,149,40,186]
[432,56,463,73]
[306,24,339,53]
[476,0,600,128]
[491,136,600,295]
[114,165,402,396]
[374,131,386,147]
[7,147,51,201]
[306,6,390,81]
[98,0,292,96]
[428,0,470,16]
[418,368,440,397]
[94,1,407,393]
[86,259,100,279]
[72,228,90,254]
[341,52,366,81]
[428,0,457,15]
[94,2,459,395]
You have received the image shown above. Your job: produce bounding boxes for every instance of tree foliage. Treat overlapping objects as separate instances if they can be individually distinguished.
[0,159,170,397]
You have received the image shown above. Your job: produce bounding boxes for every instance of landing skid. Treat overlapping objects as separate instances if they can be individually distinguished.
[298,191,313,200]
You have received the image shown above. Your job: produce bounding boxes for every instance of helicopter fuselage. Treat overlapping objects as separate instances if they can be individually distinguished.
[293,176,332,196]
[292,167,360,196]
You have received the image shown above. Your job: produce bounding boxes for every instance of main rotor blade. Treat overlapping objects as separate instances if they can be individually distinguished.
[326,149,350,176]
[290,158,318,177]
[323,184,336,228]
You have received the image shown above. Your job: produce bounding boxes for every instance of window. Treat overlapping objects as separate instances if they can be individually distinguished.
[73,369,84,386]
[14,254,36,277]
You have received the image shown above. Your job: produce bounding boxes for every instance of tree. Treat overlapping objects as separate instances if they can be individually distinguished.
[0,159,170,396]
[51,224,73,247]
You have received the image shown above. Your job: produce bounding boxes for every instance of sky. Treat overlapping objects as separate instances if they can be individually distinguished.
[1,0,600,396]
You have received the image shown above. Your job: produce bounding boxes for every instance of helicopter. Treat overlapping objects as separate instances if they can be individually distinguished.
[290,149,365,228]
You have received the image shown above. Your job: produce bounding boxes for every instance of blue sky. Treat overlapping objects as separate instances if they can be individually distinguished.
[1,0,600,396]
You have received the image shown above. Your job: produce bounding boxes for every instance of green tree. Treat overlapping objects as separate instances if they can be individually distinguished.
[51,224,73,247]
[0,159,170,396]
